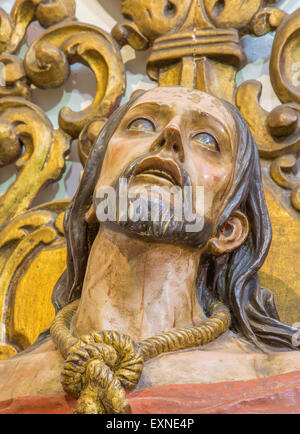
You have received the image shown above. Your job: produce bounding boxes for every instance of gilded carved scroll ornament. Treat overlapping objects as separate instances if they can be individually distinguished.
[0,0,76,56]
[0,0,126,357]
[24,22,126,137]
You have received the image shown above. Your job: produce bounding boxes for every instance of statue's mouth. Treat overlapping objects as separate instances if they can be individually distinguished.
[132,156,183,187]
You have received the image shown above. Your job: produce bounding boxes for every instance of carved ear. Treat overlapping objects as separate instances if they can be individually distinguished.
[207,211,249,255]
[84,204,98,224]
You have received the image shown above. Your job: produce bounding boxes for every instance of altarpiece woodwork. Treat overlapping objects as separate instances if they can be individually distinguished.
[0,0,299,414]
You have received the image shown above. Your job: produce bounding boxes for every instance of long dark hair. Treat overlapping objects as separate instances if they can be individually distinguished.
[52,93,300,353]
[197,102,299,352]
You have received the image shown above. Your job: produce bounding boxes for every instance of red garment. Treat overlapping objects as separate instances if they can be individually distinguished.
[0,371,299,414]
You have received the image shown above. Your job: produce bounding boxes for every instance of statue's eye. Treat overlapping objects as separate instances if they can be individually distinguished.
[192,132,219,151]
[127,118,155,132]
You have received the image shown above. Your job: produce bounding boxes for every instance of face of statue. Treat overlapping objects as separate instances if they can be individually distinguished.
[94,86,248,252]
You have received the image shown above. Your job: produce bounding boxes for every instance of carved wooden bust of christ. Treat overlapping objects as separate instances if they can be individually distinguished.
[0,86,299,414]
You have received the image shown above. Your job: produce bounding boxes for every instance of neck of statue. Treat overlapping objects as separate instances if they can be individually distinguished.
[73,225,205,341]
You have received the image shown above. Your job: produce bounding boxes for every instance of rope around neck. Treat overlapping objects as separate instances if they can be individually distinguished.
[50,300,231,414]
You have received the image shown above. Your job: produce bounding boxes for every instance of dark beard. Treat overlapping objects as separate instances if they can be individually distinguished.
[95,154,214,249]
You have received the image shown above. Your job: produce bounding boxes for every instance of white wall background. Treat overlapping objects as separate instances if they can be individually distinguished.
[0,0,299,205]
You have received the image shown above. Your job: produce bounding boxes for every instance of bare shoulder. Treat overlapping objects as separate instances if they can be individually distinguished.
[138,335,300,390]
[0,339,64,401]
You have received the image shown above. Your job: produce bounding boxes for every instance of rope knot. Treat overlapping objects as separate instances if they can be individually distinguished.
[50,299,231,414]
[62,330,144,414]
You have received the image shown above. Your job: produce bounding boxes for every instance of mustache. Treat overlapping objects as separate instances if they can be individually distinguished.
[106,153,212,249]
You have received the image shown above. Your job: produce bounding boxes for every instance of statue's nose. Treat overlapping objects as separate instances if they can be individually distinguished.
[151,123,185,162]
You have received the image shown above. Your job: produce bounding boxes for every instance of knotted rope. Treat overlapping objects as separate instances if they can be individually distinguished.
[50,300,231,414]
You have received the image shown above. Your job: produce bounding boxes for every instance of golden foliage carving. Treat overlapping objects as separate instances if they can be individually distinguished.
[236,80,300,159]
[115,0,283,103]
[78,117,107,166]
[270,8,300,104]
[0,0,76,55]
[236,79,300,212]
[249,7,286,36]
[236,4,300,214]
[24,23,126,138]
[0,201,69,357]
[0,0,128,356]
[0,98,71,226]
[0,54,31,99]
